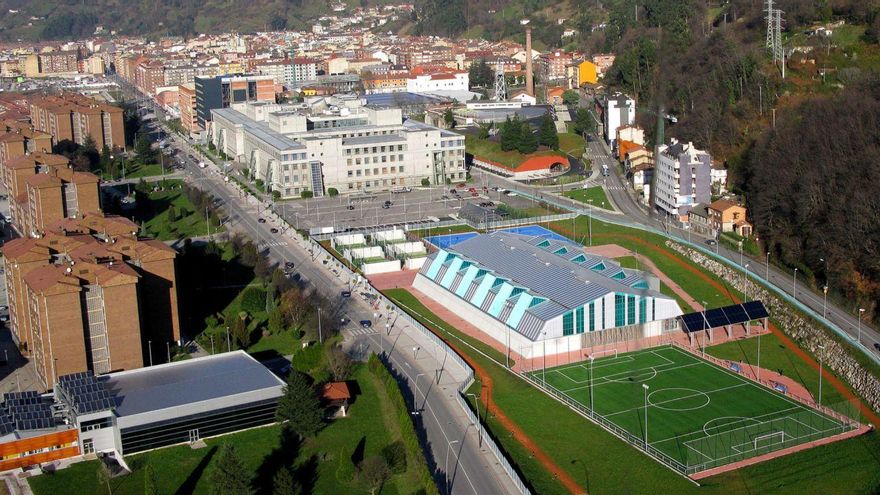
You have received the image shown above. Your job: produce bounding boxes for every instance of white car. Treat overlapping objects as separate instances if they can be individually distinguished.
[198,162,208,169]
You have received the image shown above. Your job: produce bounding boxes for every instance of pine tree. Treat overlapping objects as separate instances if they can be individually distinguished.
[499,117,514,151]
[166,205,178,223]
[539,115,559,150]
[276,370,323,438]
[209,444,251,495]
[517,123,538,154]
[272,466,302,495]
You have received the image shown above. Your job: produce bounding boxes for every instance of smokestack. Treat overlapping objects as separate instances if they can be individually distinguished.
[525,27,534,96]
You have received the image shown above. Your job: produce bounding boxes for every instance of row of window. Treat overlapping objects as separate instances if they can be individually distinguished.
[347,166,406,178]
[345,144,406,155]
[347,154,404,166]
[561,295,652,336]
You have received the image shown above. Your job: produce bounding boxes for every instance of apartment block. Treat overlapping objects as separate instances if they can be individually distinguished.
[653,139,712,221]
[29,94,125,151]
[178,83,199,134]
[210,97,465,199]
[0,120,52,184]
[1,213,181,389]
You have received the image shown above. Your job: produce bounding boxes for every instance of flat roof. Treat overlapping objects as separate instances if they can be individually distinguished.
[213,107,304,152]
[100,351,284,428]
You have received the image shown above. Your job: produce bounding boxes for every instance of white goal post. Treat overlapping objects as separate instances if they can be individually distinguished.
[753,431,785,450]
[590,349,619,360]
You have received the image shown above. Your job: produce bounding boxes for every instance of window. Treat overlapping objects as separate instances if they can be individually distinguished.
[588,302,595,331]
[627,295,636,325]
[601,298,606,329]
[575,307,584,334]
[562,311,574,336]
[639,297,647,324]
[615,294,625,327]
[82,439,95,455]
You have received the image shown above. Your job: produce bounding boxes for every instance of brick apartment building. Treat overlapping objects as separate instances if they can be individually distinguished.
[2,213,181,389]
[178,83,199,134]
[1,152,100,235]
[29,93,125,151]
[0,120,52,174]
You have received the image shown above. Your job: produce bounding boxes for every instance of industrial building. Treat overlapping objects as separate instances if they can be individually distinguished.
[413,232,682,358]
[0,352,284,472]
[209,96,465,198]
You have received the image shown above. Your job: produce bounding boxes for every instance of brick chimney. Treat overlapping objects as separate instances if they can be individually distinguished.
[525,27,534,96]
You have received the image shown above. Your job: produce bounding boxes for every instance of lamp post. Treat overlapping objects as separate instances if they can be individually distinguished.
[542,331,548,387]
[445,439,460,495]
[822,286,828,319]
[744,263,750,300]
[642,384,650,449]
[700,301,709,358]
[148,340,153,366]
[766,251,770,280]
[587,199,593,246]
[817,344,825,408]
[467,392,482,447]
[318,307,323,343]
[858,308,865,345]
[589,355,595,418]
[793,268,798,299]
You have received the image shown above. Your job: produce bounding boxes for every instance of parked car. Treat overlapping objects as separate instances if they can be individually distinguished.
[341,290,351,298]
[360,319,372,328]
[270,227,279,234]
[347,205,355,210]
[706,239,718,246]
[258,218,266,223]
[382,200,392,209]
[284,262,295,269]
[874,342,880,352]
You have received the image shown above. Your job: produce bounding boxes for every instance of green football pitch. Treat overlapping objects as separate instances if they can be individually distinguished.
[527,345,855,473]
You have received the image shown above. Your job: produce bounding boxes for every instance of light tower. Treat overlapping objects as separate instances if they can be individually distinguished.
[494,66,507,101]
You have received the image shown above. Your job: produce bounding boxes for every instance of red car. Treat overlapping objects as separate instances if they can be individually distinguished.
[456,183,466,188]
[471,192,479,197]
[468,187,477,193]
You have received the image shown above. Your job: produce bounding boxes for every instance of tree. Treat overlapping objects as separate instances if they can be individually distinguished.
[272,465,301,495]
[358,456,390,495]
[254,256,273,280]
[420,177,430,187]
[467,58,493,88]
[573,108,596,136]
[100,144,113,171]
[209,444,251,495]
[301,190,313,199]
[477,123,491,140]
[499,116,520,152]
[380,441,407,474]
[517,123,538,154]
[538,115,559,150]
[327,187,339,197]
[97,462,112,495]
[562,89,580,106]
[231,313,250,349]
[240,241,259,267]
[268,307,285,334]
[135,133,155,164]
[276,370,323,438]
[166,205,178,223]
[326,345,352,381]
[443,108,456,129]
[144,462,158,495]
[279,288,310,326]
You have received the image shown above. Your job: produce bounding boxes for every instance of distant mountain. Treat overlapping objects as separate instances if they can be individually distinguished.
[0,0,399,42]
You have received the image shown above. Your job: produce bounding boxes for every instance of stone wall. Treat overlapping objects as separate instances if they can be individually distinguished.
[666,240,880,415]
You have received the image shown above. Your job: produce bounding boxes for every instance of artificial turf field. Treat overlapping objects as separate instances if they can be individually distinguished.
[527,345,854,473]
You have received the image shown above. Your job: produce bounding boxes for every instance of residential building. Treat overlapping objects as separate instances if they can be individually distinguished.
[292,57,320,82]
[708,199,752,237]
[1,213,181,389]
[577,60,598,86]
[603,93,635,147]
[406,70,469,93]
[546,87,566,106]
[178,83,199,134]
[29,94,125,151]
[617,125,646,146]
[591,53,616,76]
[687,203,714,237]
[0,121,53,182]
[653,139,712,222]
[194,74,275,129]
[413,232,682,359]
[209,97,466,198]
[539,50,574,82]
[363,74,408,94]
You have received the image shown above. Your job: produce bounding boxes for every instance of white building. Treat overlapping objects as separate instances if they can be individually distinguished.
[292,57,319,82]
[406,70,469,93]
[210,96,466,199]
[603,93,635,147]
[653,138,713,222]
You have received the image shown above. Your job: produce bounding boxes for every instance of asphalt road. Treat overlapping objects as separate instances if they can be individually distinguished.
[159,122,519,495]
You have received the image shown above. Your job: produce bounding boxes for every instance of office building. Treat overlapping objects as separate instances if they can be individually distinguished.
[1,213,181,390]
[413,232,682,358]
[29,94,125,151]
[194,74,275,129]
[210,97,465,198]
[653,138,712,221]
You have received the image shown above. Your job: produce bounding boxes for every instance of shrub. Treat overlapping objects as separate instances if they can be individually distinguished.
[420,178,430,187]
[272,190,281,201]
[381,441,407,474]
[327,187,339,197]
[240,287,267,314]
[301,190,313,199]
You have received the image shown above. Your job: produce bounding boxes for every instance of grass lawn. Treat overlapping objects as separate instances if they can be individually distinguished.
[563,187,614,210]
[706,334,860,420]
[465,135,562,169]
[558,132,586,157]
[29,365,427,495]
[126,162,167,179]
[142,180,219,240]
[615,255,640,269]
[384,287,880,495]
[531,346,849,472]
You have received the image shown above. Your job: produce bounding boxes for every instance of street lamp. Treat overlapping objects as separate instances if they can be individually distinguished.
[822,286,828,319]
[642,384,650,449]
[148,340,153,366]
[766,251,770,280]
[467,392,482,447]
[744,263,750,300]
[589,355,595,417]
[858,308,865,344]
[793,268,798,299]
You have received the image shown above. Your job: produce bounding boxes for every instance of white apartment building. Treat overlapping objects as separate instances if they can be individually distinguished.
[653,139,712,222]
[603,93,635,147]
[210,97,465,199]
[292,58,319,82]
[406,71,469,93]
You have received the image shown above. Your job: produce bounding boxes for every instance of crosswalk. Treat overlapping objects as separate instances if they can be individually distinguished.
[259,240,289,248]
[348,326,378,337]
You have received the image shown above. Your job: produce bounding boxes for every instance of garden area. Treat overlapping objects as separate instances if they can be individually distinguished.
[562,187,614,210]
[132,179,223,240]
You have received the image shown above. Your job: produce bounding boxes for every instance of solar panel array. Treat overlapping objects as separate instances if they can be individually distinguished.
[0,408,15,435]
[58,371,114,414]
[680,300,769,333]
[3,391,55,431]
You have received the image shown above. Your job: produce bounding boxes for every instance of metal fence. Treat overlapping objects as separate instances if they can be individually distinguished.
[308,239,532,495]
[474,212,578,231]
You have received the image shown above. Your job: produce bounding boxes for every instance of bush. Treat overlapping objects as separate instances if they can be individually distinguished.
[381,441,407,474]
[327,187,339,197]
[301,190,313,199]
[240,287,267,314]
[272,190,281,201]
[420,178,430,187]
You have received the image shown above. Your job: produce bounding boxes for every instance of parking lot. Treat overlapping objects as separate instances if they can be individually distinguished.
[278,182,552,231]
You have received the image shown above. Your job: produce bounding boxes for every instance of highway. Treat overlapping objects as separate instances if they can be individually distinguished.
[144,107,520,494]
